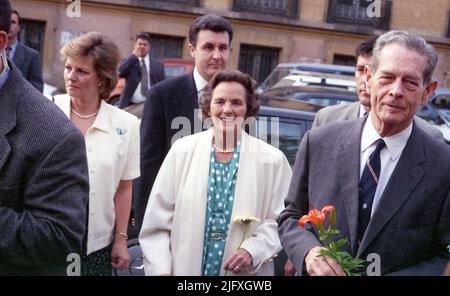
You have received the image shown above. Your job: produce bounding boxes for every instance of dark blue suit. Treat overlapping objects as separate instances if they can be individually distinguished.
[0,61,89,275]
[118,55,166,108]
[12,42,43,92]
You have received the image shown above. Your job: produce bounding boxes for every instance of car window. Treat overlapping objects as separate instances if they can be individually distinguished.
[256,115,312,166]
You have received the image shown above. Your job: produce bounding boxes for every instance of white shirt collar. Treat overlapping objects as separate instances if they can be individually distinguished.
[361,112,412,161]
[140,54,150,69]
[193,67,208,94]
[359,104,369,118]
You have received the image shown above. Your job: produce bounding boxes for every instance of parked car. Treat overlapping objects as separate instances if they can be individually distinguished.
[257,62,355,93]
[259,85,358,108]
[270,71,356,92]
[416,88,450,143]
[163,58,195,78]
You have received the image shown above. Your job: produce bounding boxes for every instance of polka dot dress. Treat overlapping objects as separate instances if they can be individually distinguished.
[201,142,240,276]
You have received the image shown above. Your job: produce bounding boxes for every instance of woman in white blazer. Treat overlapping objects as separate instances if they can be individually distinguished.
[139,70,292,276]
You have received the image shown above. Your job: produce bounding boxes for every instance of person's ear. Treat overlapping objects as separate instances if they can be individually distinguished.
[421,79,438,106]
[0,31,8,49]
[188,43,196,59]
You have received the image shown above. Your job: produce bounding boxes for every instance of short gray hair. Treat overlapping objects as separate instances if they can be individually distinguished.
[371,30,437,85]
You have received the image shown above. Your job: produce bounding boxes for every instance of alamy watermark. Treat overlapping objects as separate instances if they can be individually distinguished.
[366,0,381,18]
[67,0,81,18]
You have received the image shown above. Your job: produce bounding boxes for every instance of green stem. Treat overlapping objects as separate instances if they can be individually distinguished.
[224,224,248,276]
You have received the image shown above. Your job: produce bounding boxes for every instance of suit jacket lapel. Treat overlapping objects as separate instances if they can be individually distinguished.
[175,73,197,104]
[12,43,24,71]
[357,125,426,256]
[337,117,366,255]
[0,63,18,171]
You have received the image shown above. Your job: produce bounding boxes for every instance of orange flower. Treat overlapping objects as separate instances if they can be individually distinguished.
[321,205,335,215]
[298,209,325,227]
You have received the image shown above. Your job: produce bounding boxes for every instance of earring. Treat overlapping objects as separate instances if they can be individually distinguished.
[1,48,10,71]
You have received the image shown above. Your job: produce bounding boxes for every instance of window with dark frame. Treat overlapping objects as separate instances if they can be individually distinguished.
[333,54,356,66]
[447,9,450,38]
[238,44,280,84]
[148,34,185,60]
[18,19,46,54]
[232,0,299,18]
[327,0,391,30]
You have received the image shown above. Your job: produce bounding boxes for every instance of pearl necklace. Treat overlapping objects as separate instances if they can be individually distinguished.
[213,138,234,153]
[71,108,98,119]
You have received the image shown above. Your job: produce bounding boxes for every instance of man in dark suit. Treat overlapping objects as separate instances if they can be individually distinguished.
[278,30,450,275]
[312,36,443,141]
[0,0,89,275]
[135,14,233,230]
[7,9,43,92]
[118,32,166,108]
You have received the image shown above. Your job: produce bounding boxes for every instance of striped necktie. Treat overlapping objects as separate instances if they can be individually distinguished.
[357,138,386,243]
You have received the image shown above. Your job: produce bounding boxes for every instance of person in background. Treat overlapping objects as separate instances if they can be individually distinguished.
[54,31,140,275]
[278,30,450,276]
[7,9,43,92]
[118,32,166,108]
[0,0,89,275]
[139,70,292,276]
[135,14,233,233]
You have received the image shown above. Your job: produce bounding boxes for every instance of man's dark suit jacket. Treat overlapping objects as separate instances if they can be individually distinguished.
[135,73,202,230]
[0,62,89,275]
[278,117,450,275]
[118,55,166,108]
[12,42,43,92]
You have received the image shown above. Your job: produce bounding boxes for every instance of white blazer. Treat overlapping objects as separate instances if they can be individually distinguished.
[139,129,292,276]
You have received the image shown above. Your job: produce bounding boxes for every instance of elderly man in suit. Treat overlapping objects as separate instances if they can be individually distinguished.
[312,36,443,141]
[7,9,43,92]
[135,14,234,231]
[0,0,89,275]
[117,32,166,108]
[278,30,450,276]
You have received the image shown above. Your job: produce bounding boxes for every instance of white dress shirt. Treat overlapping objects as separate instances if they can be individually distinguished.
[193,67,208,98]
[54,94,140,254]
[360,112,412,216]
[131,55,150,104]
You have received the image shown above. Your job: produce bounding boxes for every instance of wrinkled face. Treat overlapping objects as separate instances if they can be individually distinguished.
[366,43,436,136]
[134,38,150,57]
[64,56,101,101]
[8,12,20,40]
[355,54,372,109]
[209,81,247,136]
[189,29,230,81]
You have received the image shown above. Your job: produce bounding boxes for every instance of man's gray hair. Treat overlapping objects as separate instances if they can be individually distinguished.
[371,30,437,85]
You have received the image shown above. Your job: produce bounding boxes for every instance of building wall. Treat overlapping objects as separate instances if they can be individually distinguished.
[10,0,450,89]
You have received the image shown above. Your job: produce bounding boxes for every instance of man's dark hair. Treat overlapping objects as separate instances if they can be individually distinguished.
[136,32,151,44]
[188,14,233,47]
[355,35,378,57]
[12,9,20,25]
[0,0,12,33]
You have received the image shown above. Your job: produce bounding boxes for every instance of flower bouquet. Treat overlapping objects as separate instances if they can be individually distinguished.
[299,205,364,276]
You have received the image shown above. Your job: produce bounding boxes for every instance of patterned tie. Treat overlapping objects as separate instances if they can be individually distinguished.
[357,138,386,243]
[140,58,149,96]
